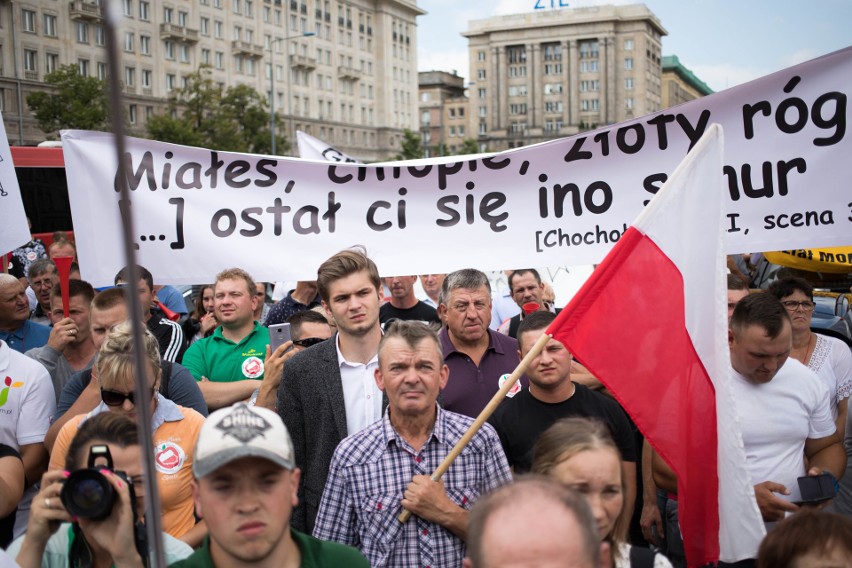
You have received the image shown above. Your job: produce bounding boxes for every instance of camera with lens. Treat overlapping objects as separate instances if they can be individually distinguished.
[60,444,137,521]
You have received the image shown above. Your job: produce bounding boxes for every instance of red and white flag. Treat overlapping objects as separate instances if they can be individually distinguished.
[546,124,765,565]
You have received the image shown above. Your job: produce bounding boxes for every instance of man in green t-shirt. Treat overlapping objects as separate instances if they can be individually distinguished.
[170,403,368,568]
[182,268,274,410]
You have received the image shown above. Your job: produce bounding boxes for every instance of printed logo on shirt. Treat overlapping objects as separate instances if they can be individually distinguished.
[155,441,186,475]
[0,376,24,407]
[242,356,264,379]
[498,374,522,398]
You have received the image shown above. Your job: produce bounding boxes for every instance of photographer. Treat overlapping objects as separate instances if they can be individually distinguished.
[6,413,192,567]
[48,323,206,546]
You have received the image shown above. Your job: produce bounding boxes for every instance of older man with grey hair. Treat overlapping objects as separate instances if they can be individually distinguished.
[0,275,51,354]
[26,259,58,326]
[437,269,525,418]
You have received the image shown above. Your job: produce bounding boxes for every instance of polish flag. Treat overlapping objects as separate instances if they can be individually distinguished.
[546,125,765,565]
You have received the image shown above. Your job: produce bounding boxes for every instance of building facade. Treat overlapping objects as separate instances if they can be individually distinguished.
[0,0,422,161]
[418,70,472,156]
[661,54,713,108]
[464,3,666,151]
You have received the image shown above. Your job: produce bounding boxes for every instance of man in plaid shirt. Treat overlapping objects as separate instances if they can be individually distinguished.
[313,321,512,567]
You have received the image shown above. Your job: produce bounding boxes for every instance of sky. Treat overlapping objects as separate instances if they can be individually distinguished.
[416,0,852,93]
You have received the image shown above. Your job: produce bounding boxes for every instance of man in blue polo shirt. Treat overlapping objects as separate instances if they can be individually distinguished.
[0,275,50,354]
[182,268,272,410]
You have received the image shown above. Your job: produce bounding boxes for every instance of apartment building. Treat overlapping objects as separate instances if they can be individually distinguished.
[418,70,472,156]
[463,3,667,151]
[661,54,713,108]
[0,0,423,160]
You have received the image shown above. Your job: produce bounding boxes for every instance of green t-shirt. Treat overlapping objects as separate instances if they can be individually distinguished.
[168,529,369,568]
[181,322,270,382]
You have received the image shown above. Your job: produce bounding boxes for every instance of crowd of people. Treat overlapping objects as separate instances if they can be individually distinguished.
[1,235,851,568]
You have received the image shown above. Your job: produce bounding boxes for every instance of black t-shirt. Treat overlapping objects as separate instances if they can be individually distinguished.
[380,301,440,326]
[0,444,22,548]
[488,383,637,473]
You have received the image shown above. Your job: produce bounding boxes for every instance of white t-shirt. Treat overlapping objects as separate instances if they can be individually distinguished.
[731,358,835,504]
[0,340,57,537]
[808,333,852,419]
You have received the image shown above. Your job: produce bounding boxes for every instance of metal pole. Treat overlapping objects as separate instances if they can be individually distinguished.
[270,45,276,155]
[103,1,167,565]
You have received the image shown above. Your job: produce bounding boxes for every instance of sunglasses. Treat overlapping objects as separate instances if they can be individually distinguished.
[292,337,326,348]
[101,387,155,407]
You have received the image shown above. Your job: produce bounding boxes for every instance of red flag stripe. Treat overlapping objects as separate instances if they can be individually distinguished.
[547,227,720,566]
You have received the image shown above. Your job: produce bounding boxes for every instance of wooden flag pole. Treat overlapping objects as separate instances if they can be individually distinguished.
[398,331,552,523]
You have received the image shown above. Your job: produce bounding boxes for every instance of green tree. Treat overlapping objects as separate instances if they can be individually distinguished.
[26,65,109,135]
[147,66,287,154]
[395,129,424,160]
[456,138,482,156]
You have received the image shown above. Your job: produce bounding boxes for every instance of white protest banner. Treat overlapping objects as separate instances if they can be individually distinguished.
[297,130,362,163]
[0,115,32,257]
[62,47,852,286]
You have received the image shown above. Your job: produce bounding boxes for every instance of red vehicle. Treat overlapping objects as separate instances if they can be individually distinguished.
[9,145,73,245]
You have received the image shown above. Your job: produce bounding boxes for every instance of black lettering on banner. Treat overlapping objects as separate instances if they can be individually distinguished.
[849,201,852,222]
[742,75,847,146]
[647,114,676,150]
[225,160,251,188]
[255,159,278,187]
[763,209,834,230]
[327,165,353,184]
[564,137,593,163]
[677,110,711,151]
[205,152,225,188]
[723,158,807,201]
[212,209,237,237]
[265,198,292,236]
[116,151,156,192]
[539,181,613,218]
[642,173,668,206]
[169,197,185,249]
[726,213,742,233]
[616,124,645,154]
[161,152,173,189]
[367,201,392,231]
[240,207,264,236]
[176,162,203,189]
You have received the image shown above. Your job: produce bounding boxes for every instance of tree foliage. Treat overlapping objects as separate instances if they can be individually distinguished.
[26,65,109,135]
[395,129,424,160]
[456,138,482,156]
[147,66,287,154]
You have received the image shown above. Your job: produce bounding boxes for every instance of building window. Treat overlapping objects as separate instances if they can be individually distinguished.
[164,41,175,59]
[477,69,486,80]
[124,66,135,86]
[139,1,149,20]
[544,63,562,75]
[215,51,224,69]
[506,45,526,64]
[581,98,600,111]
[78,58,90,77]
[24,50,38,72]
[123,0,133,16]
[142,69,152,87]
[543,42,562,61]
[200,17,209,35]
[201,49,210,64]
[166,73,176,91]
[625,58,634,70]
[95,26,105,46]
[163,7,173,22]
[479,106,487,117]
[509,103,528,115]
[180,44,190,63]
[178,11,188,26]
[124,32,135,52]
[624,38,634,51]
[97,62,106,80]
[214,21,223,38]
[43,14,58,37]
[22,9,36,33]
[544,82,563,94]
[76,22,89,43]
[128,105,137,124]
[478,88,486,99]
[626,97,634,109]
[478,50,486,61]
[579,40,599,59]
[45,53,59,74]
[625,77,634,90]
[544,101,563,113]
[140,35,151,55]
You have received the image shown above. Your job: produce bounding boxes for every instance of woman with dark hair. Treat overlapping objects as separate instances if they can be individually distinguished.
[532,417,671,568]
[7,413,192,567]
[182,285,217,345]
[757,509,852,567]
[768,277,851,438]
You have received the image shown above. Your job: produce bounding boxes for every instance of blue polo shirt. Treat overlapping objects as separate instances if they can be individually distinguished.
[0,320,51,353]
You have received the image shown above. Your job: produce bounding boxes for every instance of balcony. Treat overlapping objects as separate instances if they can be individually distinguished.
[231,40,264,58]
[289,54,317,70]
[25,70,39,80]
[69,1,104,23]
[337,65,362,81]
[160,23,199,44]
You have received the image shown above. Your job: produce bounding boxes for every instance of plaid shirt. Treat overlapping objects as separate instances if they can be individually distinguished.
[313,406,512,568]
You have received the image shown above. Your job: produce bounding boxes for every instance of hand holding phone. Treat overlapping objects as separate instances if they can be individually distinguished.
[269,323,292,353]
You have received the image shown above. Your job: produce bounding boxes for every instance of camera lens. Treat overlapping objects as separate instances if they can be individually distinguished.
[60,470,116,521]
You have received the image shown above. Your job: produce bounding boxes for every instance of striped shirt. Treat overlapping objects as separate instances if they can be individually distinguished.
[313,406,511,568]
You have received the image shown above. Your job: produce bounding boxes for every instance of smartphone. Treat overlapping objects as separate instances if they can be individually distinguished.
[795,474,836,505]
[269,323,292,352]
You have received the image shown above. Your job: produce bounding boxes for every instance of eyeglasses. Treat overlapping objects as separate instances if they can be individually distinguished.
[101,387,155,407]
[292,337,326,348]
[781,300,815,312]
